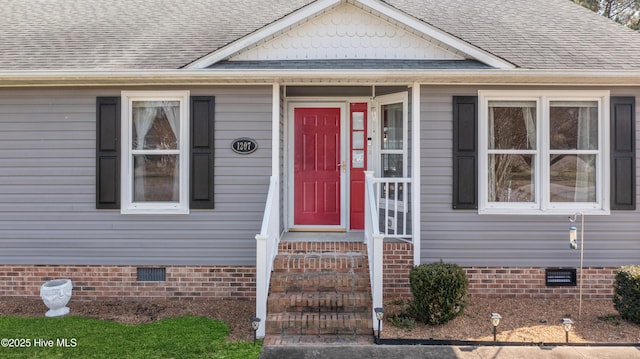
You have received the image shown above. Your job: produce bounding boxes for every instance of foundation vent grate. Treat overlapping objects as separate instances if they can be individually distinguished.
[137,267,166,282]
[545,268,576,286]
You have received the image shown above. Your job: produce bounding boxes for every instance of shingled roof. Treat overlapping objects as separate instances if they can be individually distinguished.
[1,0,639,71]
[0,0,313,70]
[390,0,640,70]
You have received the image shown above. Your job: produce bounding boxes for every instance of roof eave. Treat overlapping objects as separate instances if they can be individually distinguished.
[0,69,639,87]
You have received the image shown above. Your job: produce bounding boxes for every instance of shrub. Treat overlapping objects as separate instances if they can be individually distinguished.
[407,261,468,325]
[387,312,416,329]
[613,265,640,324]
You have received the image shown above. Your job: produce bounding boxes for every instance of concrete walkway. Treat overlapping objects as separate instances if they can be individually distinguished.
[259,344,640,359]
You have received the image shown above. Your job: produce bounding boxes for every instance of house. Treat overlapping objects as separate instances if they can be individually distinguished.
[0,0,639,338]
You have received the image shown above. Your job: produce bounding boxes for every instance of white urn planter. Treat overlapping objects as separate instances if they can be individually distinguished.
[40,279,72,317]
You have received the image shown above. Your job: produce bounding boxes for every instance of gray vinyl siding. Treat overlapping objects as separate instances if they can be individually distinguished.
[0,86,272,266]
[420,85,640,268]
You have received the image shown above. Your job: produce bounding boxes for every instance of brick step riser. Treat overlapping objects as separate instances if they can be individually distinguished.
[266,314,372,336]
[272,256,369,273]
[278,242,366,254]
[269,273,371,293]
[267,293,370,313]
[266,325,372,336]
[262,335,374,346]
[277,327,372,336]
[268,304,371,313]
[269,283,371,293]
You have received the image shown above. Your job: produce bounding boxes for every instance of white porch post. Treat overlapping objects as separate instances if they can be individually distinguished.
[372,232,384,330]
[411,82,421,266]
[365,170,385,331]
[271,83,280,179]
[254,83,281,339]
[254,235,268,338]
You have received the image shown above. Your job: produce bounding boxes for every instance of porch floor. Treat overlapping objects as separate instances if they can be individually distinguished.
[281,231,364,243]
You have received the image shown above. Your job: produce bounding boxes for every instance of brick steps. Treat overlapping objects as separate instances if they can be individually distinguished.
[262,334,374,346]
[265,241,373,343]
[266,312,372,336]
[273,253,368,273]
[269,272,370,292]
[267,291,370,313]
[278,241,366,254]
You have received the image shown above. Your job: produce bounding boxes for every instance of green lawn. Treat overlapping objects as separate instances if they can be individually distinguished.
[0,316,262,359]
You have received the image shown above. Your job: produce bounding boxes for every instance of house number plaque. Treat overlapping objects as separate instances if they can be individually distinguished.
[231,138,258,155]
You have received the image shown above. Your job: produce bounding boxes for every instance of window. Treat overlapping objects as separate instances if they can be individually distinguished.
[479,91,609,214]
[381,102,405,179]
[121,91,190,214]
[375,93,408,205]
[96,94,214,211]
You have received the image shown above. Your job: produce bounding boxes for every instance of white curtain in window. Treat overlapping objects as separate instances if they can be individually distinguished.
[162,102,180,143]
[523,107,536,150]
[575,106,594,202]
[133,106,156,150]
[488,107,497,201]
[162,102,180,201]
[133,105,157,201]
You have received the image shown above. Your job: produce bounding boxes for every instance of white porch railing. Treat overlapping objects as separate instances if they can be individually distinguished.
[371,176,413,240]
[364,171,413,332]
[254,176,279,338]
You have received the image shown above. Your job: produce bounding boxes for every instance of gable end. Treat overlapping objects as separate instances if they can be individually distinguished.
[187,0,514,69]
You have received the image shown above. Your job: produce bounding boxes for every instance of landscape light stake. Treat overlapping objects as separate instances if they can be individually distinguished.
[490,313,502,342]
[561,318,574,343]
[569,212,585,319]
[374,307,384,343]
[251,317,261,345]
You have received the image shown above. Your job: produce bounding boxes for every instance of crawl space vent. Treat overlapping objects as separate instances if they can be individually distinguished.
[137,267,166,282]
[545,268,577,287]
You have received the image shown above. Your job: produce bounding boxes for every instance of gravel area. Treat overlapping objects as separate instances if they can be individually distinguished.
[2,296,639,344]
[383,296,640,343]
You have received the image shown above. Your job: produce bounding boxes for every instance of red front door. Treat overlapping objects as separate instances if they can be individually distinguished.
[294,107,341,226]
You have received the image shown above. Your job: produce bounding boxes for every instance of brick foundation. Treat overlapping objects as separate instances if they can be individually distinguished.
[379,241,617,300]
[465,267,615,300]
[0,265,256,301]
[381,260,616,300]
[383,241,414,298]
[0,261,617,302]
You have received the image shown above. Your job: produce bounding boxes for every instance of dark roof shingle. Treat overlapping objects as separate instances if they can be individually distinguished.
[0,0,314,70]
[1,0,639,71]
[388,0,640,69]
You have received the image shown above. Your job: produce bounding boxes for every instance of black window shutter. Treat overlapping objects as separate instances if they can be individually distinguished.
[610,96,636,210]
[452,96,478,209]
[96,97,121,209]
[190,96,215,209]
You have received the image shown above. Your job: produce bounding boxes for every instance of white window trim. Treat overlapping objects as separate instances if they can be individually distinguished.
[478,90,610,215]
[121,90,190,214]
[373,92,409,210]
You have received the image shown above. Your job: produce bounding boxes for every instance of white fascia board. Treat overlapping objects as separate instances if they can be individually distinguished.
[2,69,640,87]
[186,0,344,69]
[356,0,516,70]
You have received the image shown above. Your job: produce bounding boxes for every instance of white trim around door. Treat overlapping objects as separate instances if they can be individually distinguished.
[286,101,349,231]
